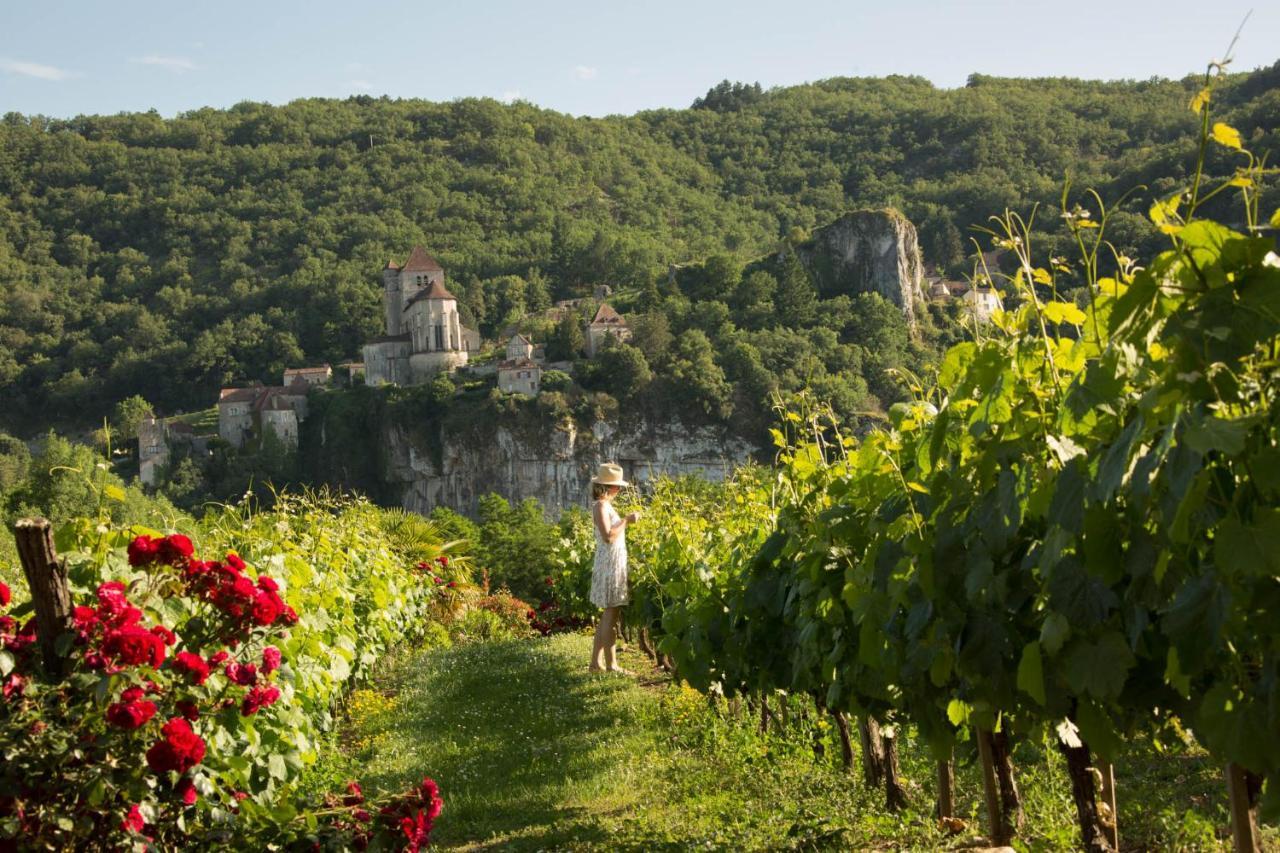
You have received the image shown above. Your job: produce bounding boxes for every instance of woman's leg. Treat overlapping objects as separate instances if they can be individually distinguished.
[590,607,615,671]
[601,607,619,671]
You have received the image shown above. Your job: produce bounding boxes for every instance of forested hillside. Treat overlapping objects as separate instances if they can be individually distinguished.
[2,64,1277,431]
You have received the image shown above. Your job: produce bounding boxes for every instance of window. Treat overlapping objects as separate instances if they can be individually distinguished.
[434,325,444,350]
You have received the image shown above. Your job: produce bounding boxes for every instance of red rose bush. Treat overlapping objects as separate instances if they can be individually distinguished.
[0,492,453,849]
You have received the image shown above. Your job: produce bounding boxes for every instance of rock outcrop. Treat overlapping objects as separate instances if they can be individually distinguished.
[793,209,925,326]
[312,404,757,517]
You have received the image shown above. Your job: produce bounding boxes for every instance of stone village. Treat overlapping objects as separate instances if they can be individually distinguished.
[138,230,995,495]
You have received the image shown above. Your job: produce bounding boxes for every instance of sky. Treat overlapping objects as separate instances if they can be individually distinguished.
[1,0,1277,119]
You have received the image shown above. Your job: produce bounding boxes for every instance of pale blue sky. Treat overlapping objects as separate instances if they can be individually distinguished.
[1,0,1276,118]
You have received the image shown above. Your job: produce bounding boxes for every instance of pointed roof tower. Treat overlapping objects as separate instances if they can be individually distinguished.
[401,245,444,272]
[590,303,625,326]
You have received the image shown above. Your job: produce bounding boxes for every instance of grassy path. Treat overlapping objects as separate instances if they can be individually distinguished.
[327,634,1256,851]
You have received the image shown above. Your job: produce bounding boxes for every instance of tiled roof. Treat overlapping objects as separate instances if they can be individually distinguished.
[510,333,532,346]
[590,303,625,326]
[498,358,542,371]
[285,365,331,375]
[405,278,457,305]
[384,259,401,270]
[401,245,444,272]
[218,388,260,404]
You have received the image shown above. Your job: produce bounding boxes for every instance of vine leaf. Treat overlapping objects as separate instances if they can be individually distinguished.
[1064,631,1134,699]
[1016,641,1046,705]
[1213,511,1280,577]
[1210,122,1242,150]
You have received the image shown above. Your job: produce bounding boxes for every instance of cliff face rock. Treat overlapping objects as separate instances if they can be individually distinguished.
[380,416,755,516]
[793,209,925,326]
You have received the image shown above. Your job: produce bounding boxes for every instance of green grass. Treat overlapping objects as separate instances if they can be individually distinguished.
[172,406,218,433]
[319,634,1271,851]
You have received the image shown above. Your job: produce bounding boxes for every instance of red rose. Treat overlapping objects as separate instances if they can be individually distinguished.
[0,581,10,608]
[225,553,246,572]
[208,650,229,666]
[353,808,371,822]
[251,591,282,626]
[437,555,449,567]
[176,776,198,806]
[417,777,443,822]
[400,810,432,852]
[261,646,282,674]
[344,781,364,805]
[172,651,211,685]
[121,686,145,702]
[281,606,299,626]
[145,717,206,774]
[2,673,24,700]
[240,684,280,716]
[257,576,278,593]
[158,534,194,566]
[446,581,457,589]
[150,625,177,646]
[225,662,257,686]
[121,804,145,833]
[107,695,157,729]
[96,581,129,617]
[72,605,99,640]
[176,700,200,721]
[127,535,160,567]
[102,625,167,668]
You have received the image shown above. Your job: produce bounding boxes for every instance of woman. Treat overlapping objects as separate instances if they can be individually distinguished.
[588,462,640,674]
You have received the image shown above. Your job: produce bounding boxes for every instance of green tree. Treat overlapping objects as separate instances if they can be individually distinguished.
[112,395,155,444]
[775,253,817,326]
[667,330,733,420]
[546,313,585,361]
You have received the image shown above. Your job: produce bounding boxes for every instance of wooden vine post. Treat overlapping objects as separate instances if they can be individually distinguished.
[936,749,956,821]
[13,518,73,676]
[1097,757,1118,851]
[1225,763,1263,853]
[976,728,1008,845]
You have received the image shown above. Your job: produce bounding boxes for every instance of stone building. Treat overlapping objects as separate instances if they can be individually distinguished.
[961,287,1002,322]
[585,303,631,357]
[498,358,542,396]
[505,333,535,362]
[137,417,200,486]
[283,365,332,387]
[363,246,477,385]
[217,385,308,449]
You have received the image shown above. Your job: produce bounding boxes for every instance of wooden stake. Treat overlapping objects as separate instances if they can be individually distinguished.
[832,709,855,771]
[883,729,910,812]
[977,728,1010,845]
[860,716,887,788]
[936,751,956,820]
[1226,763,1262,853]
[1056,735,1115,852]
[1097,757,1118,851]
[13,518,73,676]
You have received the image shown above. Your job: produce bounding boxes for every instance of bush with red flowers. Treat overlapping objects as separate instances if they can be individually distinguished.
[0,492,457,849]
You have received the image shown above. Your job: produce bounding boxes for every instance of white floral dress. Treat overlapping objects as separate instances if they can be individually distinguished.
[590,500,630,608]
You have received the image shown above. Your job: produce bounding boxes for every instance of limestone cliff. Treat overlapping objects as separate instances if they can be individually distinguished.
[793,208,926,326]
[385,418,755,516]
[301,388,757,517]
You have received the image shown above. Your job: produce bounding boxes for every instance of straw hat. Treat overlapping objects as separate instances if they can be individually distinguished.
[591,462,629,487]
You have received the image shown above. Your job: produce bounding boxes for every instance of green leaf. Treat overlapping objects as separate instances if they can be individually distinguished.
[1063,631,1134,699]
[1016,641,1046,705]
[1184,414,1249,456]
[946,698,972,727]
[1165,647,1191,698]
[103,483,126,503]
[1211,122,1242,150]
[1214,510,1280,577]
[1042,301,1087,325]
[1040,612,1071,655]
[0,650,12,677]
[1075,699,1122,762]
[267,753,287,781]
[1271,208,1280,229]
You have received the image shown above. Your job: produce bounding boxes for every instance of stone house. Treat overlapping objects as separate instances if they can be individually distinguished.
[283,365,332,387]
[217,385,308,449]
[585,303,631,357]
[363,246,478,385]
[961,287,1002,322]
[498,358,542,396]
[137,417,200,486]
[505,333,537,363]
